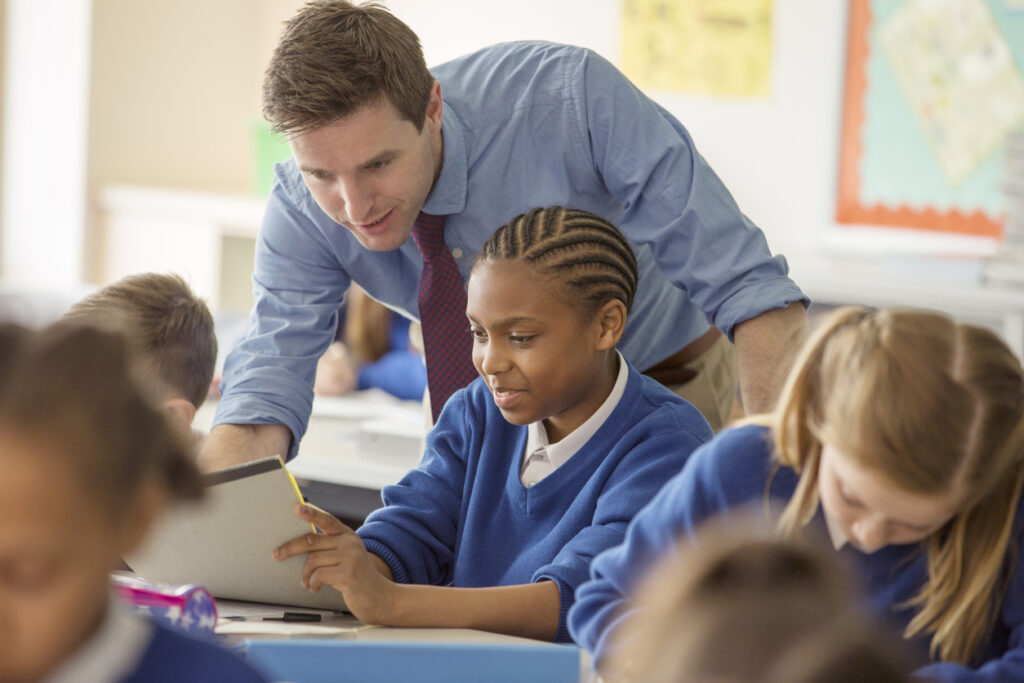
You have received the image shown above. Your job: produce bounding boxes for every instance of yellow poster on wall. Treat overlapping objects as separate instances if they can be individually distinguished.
[621,0,773,97]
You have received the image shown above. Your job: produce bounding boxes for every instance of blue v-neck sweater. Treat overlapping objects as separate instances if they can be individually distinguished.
[569,425,1024,681]
[357,364,713,642]
[123,622,268,682]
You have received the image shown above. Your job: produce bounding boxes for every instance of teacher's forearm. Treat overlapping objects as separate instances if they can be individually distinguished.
[196,423,292,472]
[733,301,808,415]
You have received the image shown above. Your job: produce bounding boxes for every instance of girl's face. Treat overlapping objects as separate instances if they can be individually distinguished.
[817,441,962,553]
[466,261,621,443]
[0,433,141,683]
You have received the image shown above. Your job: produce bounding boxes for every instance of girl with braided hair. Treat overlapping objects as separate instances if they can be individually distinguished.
[274,207,713,641]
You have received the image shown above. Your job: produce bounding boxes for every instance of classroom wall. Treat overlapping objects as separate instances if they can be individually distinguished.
[1,0,91,287]
[77,0,868,296]
[0,2,5,269]
[386,0,848,264]
[4,0,988,299]
[84,0,302,281]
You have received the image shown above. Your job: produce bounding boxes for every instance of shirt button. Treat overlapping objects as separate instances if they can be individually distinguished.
[526,481,537,488]
[451,247,464,259]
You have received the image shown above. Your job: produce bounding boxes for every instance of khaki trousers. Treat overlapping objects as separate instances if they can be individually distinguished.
[659,333,738,432]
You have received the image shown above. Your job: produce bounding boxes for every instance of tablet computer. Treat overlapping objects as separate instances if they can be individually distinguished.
[126,456,348,612]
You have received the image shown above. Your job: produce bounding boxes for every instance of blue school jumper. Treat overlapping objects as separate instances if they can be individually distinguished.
[568,425,1024,681]
[122,621,267,682]
[357,364,714,642]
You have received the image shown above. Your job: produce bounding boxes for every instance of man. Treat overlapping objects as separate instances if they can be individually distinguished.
[199,0,807,471]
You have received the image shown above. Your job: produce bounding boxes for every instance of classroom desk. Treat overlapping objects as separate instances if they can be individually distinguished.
[216,599,591,683]
[196,390,428,523]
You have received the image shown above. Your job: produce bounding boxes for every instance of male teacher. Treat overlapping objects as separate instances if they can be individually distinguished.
[199,0,808,471]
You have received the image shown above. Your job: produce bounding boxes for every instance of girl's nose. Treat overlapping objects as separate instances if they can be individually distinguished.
[851,516,888,553]
[479,344,510,376]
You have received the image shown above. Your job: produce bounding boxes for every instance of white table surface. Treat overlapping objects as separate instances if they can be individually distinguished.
[196,390,428,493]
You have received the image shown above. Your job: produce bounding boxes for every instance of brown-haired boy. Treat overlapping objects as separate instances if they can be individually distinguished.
[63,273,217,434]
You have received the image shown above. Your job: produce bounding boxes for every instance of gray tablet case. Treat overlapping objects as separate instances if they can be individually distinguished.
[126,457,349,612]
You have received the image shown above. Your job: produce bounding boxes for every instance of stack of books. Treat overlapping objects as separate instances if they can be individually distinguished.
[986,131,1024,288]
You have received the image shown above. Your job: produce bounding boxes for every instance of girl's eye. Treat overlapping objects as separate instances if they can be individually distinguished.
[470,328,487,341]
[838,484,863,509]
[509,334,535,344]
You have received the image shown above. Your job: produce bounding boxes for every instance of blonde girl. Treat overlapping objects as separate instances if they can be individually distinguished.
[570,306,1024,680]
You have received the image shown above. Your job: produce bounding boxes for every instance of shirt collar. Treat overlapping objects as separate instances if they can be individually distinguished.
[43,597,154,683]
[824,505,849,550]
[420,102,468,217]
[525,350,629,468]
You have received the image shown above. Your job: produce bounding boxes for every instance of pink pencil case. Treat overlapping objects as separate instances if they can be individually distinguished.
[111,574,218,637]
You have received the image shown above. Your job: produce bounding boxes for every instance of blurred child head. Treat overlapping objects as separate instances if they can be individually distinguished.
[468,207,638,441]
[0,321,204,683]
[63,273,217,429]
[772,306,1024,663]
[607,514,912,683]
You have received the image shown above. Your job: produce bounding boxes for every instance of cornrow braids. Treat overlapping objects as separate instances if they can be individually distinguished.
[478,207,639,316]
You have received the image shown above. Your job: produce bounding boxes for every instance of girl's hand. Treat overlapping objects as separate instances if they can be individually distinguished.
[272,503,396,624]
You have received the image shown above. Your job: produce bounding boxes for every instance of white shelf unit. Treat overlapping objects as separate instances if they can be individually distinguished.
[99,185,264,314]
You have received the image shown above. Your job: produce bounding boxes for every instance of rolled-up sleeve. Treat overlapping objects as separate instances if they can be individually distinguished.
[213,170,350,460]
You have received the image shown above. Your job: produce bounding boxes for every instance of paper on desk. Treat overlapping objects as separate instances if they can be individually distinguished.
[358,418,425,465]
[216,621,359,638]
[312,390,425,423]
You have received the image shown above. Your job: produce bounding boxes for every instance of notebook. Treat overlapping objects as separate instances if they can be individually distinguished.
[126,456,349,612]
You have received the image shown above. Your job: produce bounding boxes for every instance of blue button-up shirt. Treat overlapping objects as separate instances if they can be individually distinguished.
[215,41,807,457]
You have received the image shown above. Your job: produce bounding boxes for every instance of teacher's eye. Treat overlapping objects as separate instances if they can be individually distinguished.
[306,170,330,181]
[367,159,391,171]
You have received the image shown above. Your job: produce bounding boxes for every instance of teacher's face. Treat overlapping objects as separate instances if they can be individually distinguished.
[290,82,443,252]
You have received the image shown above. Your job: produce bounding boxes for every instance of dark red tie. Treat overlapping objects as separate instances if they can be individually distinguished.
[410,212,477,421]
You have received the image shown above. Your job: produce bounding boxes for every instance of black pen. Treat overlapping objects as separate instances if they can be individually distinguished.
[262,611,322,622]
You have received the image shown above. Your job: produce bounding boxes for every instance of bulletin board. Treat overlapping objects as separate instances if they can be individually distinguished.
[837,0,1024,238]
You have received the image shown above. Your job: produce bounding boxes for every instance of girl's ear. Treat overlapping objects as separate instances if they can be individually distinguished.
[594,299,627,351]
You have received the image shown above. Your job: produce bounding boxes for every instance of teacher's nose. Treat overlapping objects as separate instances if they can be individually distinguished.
[338,179,375,223]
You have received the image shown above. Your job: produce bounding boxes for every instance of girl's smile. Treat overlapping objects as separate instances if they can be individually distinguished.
[490,387,526,409]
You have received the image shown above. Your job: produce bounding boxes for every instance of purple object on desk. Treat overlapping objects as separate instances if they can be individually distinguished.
[111,574,218,637]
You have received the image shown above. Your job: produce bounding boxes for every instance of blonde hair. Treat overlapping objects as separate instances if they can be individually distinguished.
[63,273,216,408]
[608,514,912,683]
[773,306,1024,663]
